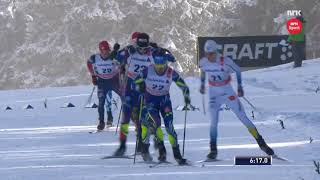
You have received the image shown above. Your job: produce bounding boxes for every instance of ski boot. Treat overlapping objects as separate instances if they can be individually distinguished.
[158,141,167,162]
[106,111,113,127]
[141,143,153,162]
[172,145,187,165]
[113,140,126,157]
[256,135,274,156]
[207,143,218,160]
[97,120,105,131]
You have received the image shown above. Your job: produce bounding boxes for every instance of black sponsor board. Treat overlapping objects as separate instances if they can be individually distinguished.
[197,36,305,67]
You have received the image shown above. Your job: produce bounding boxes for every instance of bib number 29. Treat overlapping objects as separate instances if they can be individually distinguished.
[102,68,112,73]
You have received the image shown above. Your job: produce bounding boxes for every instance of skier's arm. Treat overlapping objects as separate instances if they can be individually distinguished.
[200,70,206,87]
[225,57,244,96]
[133,68,148,92]
[172,70,190,104]
[152,47,176,62]
[87,55,97,85]
[115,49,127,65]
[108,43,120,60]
[116,45,136,65]
[86,55,95,75]
[225,57,242,88]
[134,68,147,84]
[165,52,175,62]
[199,59,206,94]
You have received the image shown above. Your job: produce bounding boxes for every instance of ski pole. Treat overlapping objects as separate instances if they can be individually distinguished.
[134,95,144,164]
[116,64,126,135]
[202,94,206,115]
[115,105,122,135]
[182,104,188,157]
[242,96,257,111]
[85,86,96,106]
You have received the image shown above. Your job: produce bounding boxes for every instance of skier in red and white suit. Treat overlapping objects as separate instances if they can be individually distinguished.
[199,40,275,160]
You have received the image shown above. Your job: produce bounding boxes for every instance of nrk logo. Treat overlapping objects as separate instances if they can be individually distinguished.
[286,10,303,35]
[287,10,302,16]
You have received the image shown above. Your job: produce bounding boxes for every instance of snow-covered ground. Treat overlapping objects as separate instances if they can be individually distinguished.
[1,59,320,180]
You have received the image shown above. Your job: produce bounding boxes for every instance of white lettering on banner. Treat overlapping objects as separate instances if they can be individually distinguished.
[214,42,280,60]
[287,10,302,16]
[254,43,265,59]
[265,43,278,59]
[238,44,253,60]
[223,44,238,60]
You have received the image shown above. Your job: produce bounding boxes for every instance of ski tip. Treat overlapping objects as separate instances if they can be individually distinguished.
[89,130,104,134]
[195,159,221,163]
[101,155,134,160]
[272,155,290,162]
[149,161,173,168]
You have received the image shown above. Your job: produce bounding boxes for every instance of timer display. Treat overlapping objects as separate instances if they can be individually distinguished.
[234,156,272,165]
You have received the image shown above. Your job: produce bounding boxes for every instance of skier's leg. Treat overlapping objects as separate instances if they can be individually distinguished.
[207,94,222,159]
[146,97,166,161]
[140,97,161,162]
[160,95,186,164]
[105,90,113,126]
[224,94,259,138]
[114,88,132,156]
[292,42,304,68]
[131,94,144,153]
[141,107,152,145]
[224,91,274,155]
[97,83,107,130]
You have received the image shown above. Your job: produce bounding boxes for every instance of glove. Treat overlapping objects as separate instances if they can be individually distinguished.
[128,45,136,54]
[149,42,158,48]
[184,95,191,106]
[132,82,145,92]
[91,75,97,86]
[238,86,244,97]
[199,84,205,94]
[113,43,120,51]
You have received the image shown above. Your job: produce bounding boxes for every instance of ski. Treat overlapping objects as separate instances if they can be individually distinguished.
[101,155,134,160]
[89,125,113,134]
[192,159,225,167]
[136,160,157,165]
[195,158,223,163]
[147,160,193,168]
[272,155,290,162]
[89,130,104,134]
[149,161,172,168]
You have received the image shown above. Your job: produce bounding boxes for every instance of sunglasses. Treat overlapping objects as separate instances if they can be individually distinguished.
[206,52,216,56]
[138,46,149,51]
[100,48,109,52]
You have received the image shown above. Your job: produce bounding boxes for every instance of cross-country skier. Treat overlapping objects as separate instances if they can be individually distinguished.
[113,32,175,156]
[87,40,121,130]
[113,33,154,156]
[133,49,190,165]
[199,40,275,160]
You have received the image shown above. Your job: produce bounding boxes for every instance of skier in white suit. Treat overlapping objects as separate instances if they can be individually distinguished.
[199,40,275,160]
